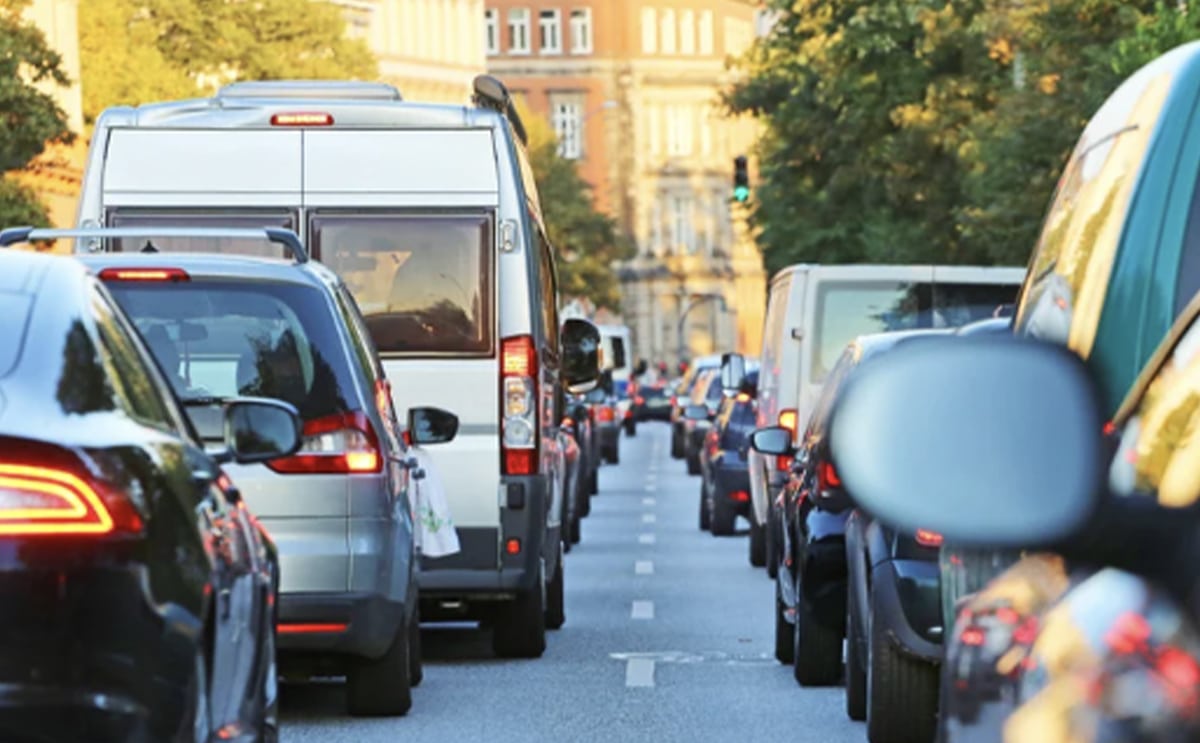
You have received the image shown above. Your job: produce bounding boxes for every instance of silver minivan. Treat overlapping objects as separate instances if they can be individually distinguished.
[75,76,600,659]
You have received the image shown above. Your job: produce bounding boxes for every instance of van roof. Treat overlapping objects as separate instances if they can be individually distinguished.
[771,263,1024,282]
[217,80,403,101]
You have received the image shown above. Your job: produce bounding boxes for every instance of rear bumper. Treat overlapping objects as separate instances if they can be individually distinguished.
[277,591,407,659]
[871,559,942,663]
[597,426,620,449]
[0,563,201,742]
[712,465,751,515]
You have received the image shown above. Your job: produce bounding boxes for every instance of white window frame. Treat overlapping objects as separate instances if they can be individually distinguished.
[508,8,531,55]
[539,9,562,54]
[661,9,676,54]
[570,8,593,54]
[550,97,584,159]
[485,8,499,55]
[680,10,695,54]
[641,7,657,53]
[699,10,714,54]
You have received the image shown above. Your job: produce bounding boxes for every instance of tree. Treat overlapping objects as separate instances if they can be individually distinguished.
[519,103,631,311]
[0,0,72,224]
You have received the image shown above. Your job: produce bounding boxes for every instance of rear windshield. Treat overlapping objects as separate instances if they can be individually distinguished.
[812,280,1019,381]
[104,279,358,432]
[107,209,297,258]
[0,291,32,379]
[311,213,493,356]
[610,337,627,370]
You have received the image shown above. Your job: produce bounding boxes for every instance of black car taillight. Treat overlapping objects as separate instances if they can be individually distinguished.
[0,446,143,537]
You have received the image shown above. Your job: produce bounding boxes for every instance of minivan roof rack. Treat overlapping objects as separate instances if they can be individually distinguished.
[217,80,403,102]
[471,75,527,146]
[0,226,308,263]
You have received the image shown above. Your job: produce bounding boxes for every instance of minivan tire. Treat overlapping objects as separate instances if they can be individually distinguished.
[346,620,413,716]
[866,588,938,743]
[710,498,736,536]
[671,428,684,459]
[775,580,795,665]
[749,520,767,567]
[492,567,547,658]
[624,419,636,437]
[409,608,423,688]
[699,481,711,531]
[605,446,619,465]
[845,595,866,721]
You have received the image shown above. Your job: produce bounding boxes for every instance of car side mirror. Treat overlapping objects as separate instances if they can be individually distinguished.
[683,404,709,421]
[721,352,746,395]
[408,406,459,446]
[561,318,602,394]
[750,426,794,455]
[222,398,302,464]
[828,336,1103,548]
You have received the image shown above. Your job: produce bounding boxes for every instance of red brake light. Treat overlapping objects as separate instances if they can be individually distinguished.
[635,396,645,405]
[277,622,347,635]
[730,490,750,503]
[267,411,381,474]
[818,460,841,490]
[597,407,615,423]
[505,449,536,475]
[0,457,142,536]
[270,112,334,126]
[1103,420,1116,436]
[960,627,986,647]
[502,335,536,376]
[915,529,943,547]
[501,335,539,476]
[98,267,189,282]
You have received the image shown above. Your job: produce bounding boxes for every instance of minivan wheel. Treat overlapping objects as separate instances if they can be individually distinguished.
[624,419,636,437]
[866,588,938,743]
[346,620,413,716]
[749,520,767,567]
[766,507,780,579]
[492,565,547,658]
[710,497,736,537]
[845,595,867,721]
[545,547,566,630]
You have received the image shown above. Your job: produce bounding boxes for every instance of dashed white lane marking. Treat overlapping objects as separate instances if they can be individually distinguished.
[631,600,655,620]
[625,658,656,688]
[644,484,657,492]
[642,496,656,506]
[635,560,654,575]
[642,513,657,524]
[638,533,656,545]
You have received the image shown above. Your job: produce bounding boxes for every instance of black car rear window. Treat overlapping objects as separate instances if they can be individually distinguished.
[104,279,356,428]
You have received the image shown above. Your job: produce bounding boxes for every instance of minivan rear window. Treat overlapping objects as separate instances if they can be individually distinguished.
[813,281,1018,381]
[311,213,493,356]
[104,280,357,435]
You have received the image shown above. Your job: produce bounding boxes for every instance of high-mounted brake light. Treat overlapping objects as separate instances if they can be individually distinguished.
[98,268,190,282]
[270,112,334,126]
[915,528,943,547]
[277,623,347,635]
[501,335,538,476]
[267,411,382,474]
[0,462,141,536]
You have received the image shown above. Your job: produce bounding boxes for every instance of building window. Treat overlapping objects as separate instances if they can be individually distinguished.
[671,194,693,254]
[680,10,695,54]
[509,8,531,54]
[485,9,499,55]
[641,7,656,53]
[570,8,593,54]
[660,9,676,54]
[539,9,562,53]
[666,105,692,157]
[699,10,713,54]
[550,97,584,159]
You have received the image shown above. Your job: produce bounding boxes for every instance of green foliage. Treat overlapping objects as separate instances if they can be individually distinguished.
[0,177,50,227]
[0,0,71,172]
[727,0,1199,274]
[80,0,378,123]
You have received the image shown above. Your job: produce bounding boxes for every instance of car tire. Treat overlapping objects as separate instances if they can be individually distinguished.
[766,506,780,579]
[866,588,938,743]
[493,564,548,658]
[710,497,736,537]
[346,619,413,716]
[671,427,684,459]
[587,467,598,496]
[749,519,767,567]
[686,450,701,476]
[774,578,795,665]
[606,446,620,465]
[699,481,711,531]
[845,593,867,721]
[545,547,566,631]
[570,510,582,544]
[624,419,636,437]
[792,579,842,686]
[408,608,424,688]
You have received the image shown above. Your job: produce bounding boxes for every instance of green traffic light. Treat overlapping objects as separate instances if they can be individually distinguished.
[733,186,750,202]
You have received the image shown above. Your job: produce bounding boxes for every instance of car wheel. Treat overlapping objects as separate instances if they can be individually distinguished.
[607,446,620,465]
[624,419,636,437]
[793,578,842,686]
[671,427,684,459]
[492,563,547,658]
[544,545,566,630]
[866,587,938,743]
[346,618,413,716]
[710,493,736,536]
[570,509,582,544]
[775,576,795,665]
[766,506,780,580]
[699,481,711,531]
[749,519,767,567]
[587,467,598,496]
[409,608,423,688]
[845,592,867,721]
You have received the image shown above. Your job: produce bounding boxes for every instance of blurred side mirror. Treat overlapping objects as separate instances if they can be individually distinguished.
[721,352,746,394]
[408,406,459,445]
[561,318,602,393]
[829,336,1102,548]
[683,404,709,421]
[751,426,793,455]
[223,398,302,464]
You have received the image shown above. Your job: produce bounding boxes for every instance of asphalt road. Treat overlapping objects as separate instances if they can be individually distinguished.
[280,422,865,743]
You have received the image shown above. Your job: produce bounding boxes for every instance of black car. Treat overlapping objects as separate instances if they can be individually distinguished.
[634,381,672,422]
[0,245,299,742]
[684,370,724,476]
[670,355,721,459]
[699,370,758,535]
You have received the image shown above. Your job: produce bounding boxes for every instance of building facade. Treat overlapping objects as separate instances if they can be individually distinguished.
[484,0,766,367]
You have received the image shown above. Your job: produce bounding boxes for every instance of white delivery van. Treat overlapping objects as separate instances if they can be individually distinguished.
[75,77,600,659]
[747,264,1024,566]
[597,324,635,430]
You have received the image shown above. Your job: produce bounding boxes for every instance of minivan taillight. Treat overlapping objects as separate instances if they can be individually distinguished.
[267,411,382,474]
[0,461,142,536]
[776,408,798,472]
[501,335,538,476]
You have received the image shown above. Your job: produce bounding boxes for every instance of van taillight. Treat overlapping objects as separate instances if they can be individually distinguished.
[270,112,334,126]
[776,408,798,472]
[0,461,142,536]
[501,335,538,476]
[915,529,943,547]
[267,411,381,474]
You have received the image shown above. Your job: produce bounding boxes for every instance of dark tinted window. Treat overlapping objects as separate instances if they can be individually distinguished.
[813,281,1018,381]
[611,338,627,369]
[311,212,493,356]
[90,287,181,431]
[107,209,297,258]
[537,229,559,350]
[105,280,357,434]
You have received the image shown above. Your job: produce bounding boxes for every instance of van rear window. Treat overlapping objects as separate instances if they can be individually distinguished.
[812,281,1019,381]
[107,210,297,257]
[311,213,493,356]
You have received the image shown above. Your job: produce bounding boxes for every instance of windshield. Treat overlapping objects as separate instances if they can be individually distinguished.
[812,280,1019,382]
[104,279,358,435]
[311,213,493,356]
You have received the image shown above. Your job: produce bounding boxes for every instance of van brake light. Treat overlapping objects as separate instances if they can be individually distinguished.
[270,112,334,126]
[501,335,538,476]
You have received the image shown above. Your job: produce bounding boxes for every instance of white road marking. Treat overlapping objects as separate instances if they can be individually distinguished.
[635,560,654,575]
[625,658,656,688]
[642,496,656,506]
[638,533,656,545]
[631,600,655,620]
[644,485,657,492]
[642,513,657,524]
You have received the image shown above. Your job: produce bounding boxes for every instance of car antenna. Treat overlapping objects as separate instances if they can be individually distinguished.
[141,240,158,253]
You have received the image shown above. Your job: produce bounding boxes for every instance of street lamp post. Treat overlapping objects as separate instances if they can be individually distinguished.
[676,292,727,367]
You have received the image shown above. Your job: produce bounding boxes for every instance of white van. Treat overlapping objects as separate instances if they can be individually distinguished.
[75,77,600,659]
[747,264,1024,566]
[597,324,635,429]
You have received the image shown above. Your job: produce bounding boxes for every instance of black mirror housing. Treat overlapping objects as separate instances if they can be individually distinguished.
[224,398,303,464]
[751,426,793,455]
[408,406,459,446]
[561,318,602,393]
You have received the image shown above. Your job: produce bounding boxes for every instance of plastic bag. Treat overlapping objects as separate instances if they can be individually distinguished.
[411,447,461,558]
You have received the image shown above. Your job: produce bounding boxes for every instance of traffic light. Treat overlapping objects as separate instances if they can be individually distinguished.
[733,155,750,202]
